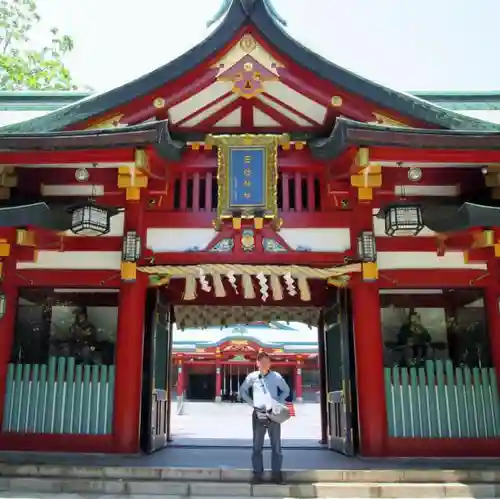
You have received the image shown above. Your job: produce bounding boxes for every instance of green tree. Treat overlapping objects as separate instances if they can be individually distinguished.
[0,0,78,90]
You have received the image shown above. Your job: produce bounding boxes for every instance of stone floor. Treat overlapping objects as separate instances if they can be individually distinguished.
[170,401,321,447]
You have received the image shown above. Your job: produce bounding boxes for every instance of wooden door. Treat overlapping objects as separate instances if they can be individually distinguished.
[141,290,173,453]
[323,287,356,456]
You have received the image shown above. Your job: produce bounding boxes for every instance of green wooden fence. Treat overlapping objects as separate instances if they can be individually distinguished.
[2,356,114,435]
[384,360,500,438]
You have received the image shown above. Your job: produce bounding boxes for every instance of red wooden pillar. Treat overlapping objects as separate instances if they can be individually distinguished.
[351,281,387,457]
[113,198,147,454]
[0,232,17,430]
[215,362,222,402]
[295,359,303,402]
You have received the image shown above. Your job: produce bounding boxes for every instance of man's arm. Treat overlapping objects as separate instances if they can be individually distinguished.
[277,373,290,404]
[239,374,254,406]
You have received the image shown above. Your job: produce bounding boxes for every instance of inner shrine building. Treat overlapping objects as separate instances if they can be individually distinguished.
[1,0,500,458]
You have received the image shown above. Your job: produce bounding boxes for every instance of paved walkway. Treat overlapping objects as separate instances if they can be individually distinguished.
[171,401,321,447]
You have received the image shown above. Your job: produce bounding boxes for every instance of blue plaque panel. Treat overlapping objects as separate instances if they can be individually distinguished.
[228,147,266,208]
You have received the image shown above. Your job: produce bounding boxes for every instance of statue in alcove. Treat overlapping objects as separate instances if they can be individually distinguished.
[70,307,101,364]
[397,311,432,367]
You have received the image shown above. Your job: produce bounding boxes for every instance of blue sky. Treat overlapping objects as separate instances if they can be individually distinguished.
[36,0,500,93]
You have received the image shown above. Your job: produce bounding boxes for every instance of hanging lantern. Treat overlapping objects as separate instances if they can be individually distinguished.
[357,231,376,262]
[122,230,142,262]
[383,204,424,237]
[70,203,116,236]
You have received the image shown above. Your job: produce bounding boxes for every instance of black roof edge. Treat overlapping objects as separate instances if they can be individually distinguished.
[309,117,500,160]
[0,119,184,160]
[0,0,499,134]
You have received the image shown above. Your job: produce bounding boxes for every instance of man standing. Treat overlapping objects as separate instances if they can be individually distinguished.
[239,352,290,484]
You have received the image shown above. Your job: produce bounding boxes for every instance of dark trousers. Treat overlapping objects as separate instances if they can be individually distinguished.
[252,411,283,476]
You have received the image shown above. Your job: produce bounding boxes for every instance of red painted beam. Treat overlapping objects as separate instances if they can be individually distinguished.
[386,437,500,458]
[0,434,115,453]
[0,148,135,165]
[371,147,500,163]
[259,92,319,126]
[377,269,491,288]
[144,210,354,228]
[175,91,234,128]
[13,269,121,287]
[140,250,348,266]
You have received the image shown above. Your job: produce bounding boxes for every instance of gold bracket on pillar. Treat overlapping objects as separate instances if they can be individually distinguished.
[0,238,11,280]
[361,262,378,281]
[121,261,137,282]
[472,229,495,249]
[350,148,382,202]
[117,149,149,200]
[0,166,17,199]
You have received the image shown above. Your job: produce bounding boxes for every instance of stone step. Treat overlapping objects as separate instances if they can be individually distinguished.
[1,464,500,483]
[1,477,500,497]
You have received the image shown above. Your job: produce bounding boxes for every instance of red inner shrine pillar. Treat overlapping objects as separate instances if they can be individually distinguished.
[113,197,147,454]
[351,282,387,457]
[215,362,222,402]
[295,359,303,403]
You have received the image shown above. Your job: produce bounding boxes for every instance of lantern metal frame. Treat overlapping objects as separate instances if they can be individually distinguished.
[122,230,142,262]
[69,202,118,237]
[356,231,377,262]
[382,203,424,237]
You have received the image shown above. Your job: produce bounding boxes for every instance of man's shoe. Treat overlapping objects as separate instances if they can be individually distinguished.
[271,473,285,485]
[251,474,263,485]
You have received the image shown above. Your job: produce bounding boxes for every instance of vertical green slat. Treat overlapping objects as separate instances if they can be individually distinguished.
[106,366,115,435]
[482,368,495,437]
[73,364,83,434]
[417,366,429,437]
[400,368,411,437]
[2,364,14,431]
[464,367,476,437]
[435,360,448,437]
[455,367,467,438]
[11,364,23,432]
[63,357,76,433]
[489,368,500,436]
[44,357,57,433]
[97,366,108,435]
[27,364,40,433]
[54,357,66,434]
[425,361,438,437]
[473,367,486,437]
[36,364,47,433]
[89,365,100,434]
[384,368,395,437]
[81,365,92,434]
[19,364,31,432]
[392,367,403,437]
[445,361,459,437]
[409,367,420,437]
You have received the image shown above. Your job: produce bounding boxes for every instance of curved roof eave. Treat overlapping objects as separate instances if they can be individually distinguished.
[0,0,498,134]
